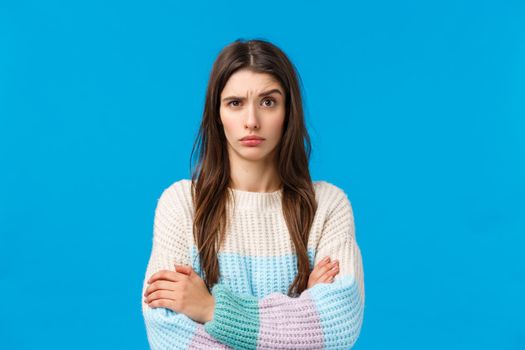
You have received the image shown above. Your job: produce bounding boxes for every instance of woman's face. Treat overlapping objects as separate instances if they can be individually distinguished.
[219,69,286,164]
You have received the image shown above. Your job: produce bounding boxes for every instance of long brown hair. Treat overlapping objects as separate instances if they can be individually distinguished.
[189,38,317,297]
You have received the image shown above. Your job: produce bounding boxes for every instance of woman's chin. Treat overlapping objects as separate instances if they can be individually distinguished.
[239,150,270,162]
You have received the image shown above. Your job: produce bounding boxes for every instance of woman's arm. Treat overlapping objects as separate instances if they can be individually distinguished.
[142,187,233,349]
[203,190,365,350]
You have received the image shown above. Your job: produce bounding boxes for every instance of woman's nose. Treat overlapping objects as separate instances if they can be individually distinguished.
[244,104,260,129]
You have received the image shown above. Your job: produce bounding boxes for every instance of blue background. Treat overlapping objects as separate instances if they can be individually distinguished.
[1,0,524,348]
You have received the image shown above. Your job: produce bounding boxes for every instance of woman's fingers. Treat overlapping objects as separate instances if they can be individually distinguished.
[319,263,340,280]
[318,272,338,284]
[311,257,331,278]
[315,260,339,277]
[148,299,174,309]
[309,258,339,286]
[318,274,334,283]
[145,289,177,304]
[148,269,187,284]
[319,265,339,282]
[144,280,178,297]
[316,257,331,268]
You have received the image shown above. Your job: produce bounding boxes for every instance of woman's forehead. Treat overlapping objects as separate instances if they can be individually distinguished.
[222,70,281,93]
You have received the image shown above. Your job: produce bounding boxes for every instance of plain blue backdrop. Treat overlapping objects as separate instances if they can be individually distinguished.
[1,0,524,349]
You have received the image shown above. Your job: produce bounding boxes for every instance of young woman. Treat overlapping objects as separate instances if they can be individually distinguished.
[142,38,365,349]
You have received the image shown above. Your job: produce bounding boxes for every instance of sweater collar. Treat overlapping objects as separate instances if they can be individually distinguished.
[227,186,283,212]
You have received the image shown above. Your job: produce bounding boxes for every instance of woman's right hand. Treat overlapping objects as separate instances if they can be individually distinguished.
[307,257,339,289]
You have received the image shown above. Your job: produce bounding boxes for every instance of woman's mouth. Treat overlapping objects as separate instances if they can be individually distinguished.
[240,139,264,146]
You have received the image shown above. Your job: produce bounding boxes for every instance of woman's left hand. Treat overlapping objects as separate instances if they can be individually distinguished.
[144,264,216,324]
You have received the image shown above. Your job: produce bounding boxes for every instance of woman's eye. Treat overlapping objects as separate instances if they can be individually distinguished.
[262,98,276,107]
[228,98,276,108]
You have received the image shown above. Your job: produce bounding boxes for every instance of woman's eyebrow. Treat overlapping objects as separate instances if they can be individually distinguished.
[222,89,283,102]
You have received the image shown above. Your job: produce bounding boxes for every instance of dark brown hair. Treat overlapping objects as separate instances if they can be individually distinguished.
[189,38,317,297]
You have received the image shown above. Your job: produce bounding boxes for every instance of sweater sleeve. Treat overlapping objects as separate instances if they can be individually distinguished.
[203,189,365,350]
[142,186,233,350]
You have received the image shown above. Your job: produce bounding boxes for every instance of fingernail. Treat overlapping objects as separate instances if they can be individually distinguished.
[323,257,330,262]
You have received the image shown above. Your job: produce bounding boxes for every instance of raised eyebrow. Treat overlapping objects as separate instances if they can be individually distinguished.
[222,89,283,102]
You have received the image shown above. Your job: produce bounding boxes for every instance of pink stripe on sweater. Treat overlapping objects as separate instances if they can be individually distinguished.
[256,291,324,349]
[188,324,232,349]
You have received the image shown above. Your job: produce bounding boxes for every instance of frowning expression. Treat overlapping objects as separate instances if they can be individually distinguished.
[219,68,286,163]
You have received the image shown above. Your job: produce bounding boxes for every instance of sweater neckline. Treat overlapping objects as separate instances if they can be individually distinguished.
[228,186,283,211]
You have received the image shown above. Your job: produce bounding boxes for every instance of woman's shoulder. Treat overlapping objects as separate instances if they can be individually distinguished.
[164,177,192,192]
[313,180,352,204]
[156,178,194,215]
[312,180,355,220]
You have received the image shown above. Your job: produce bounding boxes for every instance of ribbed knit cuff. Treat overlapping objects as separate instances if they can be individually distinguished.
[204,283,260,350]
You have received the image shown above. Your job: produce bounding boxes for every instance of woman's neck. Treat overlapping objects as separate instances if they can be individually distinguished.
[228,158,281,193]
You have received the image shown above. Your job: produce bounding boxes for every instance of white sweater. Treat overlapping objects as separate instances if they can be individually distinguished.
[142,178,365,349]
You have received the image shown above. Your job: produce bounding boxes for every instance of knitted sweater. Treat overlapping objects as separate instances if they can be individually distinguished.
[141,179,365,349]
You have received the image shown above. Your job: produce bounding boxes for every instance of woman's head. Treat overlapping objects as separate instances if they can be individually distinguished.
[219,68,285,165]
[190,38,317,296]
[191,38,311,188]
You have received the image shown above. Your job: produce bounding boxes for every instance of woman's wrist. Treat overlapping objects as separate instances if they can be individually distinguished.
[203,295,216,323]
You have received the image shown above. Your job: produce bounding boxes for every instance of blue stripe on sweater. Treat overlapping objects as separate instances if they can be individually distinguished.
[307,274,364,348]
[143,306,198,349]
[190,245,316,298]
